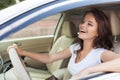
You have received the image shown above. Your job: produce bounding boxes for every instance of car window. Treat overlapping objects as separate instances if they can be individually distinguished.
[6,13,61,39]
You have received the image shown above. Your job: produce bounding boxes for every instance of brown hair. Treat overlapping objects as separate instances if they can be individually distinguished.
[69,21,78,38]
[74,8,113,50]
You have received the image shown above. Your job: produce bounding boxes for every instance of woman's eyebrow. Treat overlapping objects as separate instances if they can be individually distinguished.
[88,21,94,23]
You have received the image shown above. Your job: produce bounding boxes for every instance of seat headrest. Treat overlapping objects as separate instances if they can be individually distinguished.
[62,21,78,38]
[113,42,120,54]
[110,11,120,36]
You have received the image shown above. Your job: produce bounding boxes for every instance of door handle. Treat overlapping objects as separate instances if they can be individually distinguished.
[13,42,22,46]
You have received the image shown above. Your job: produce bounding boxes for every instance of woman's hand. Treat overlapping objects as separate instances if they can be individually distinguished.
[69,68,92,80]
[7,44,24,56]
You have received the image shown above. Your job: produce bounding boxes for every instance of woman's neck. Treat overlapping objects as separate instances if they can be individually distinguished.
[75,40,94,63]
[83,40,93,51]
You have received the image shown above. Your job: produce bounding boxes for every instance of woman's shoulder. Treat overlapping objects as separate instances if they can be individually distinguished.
[92,48,108,57]
[94,48,106,51]
[70,43,81,49]
[69,43,81,54]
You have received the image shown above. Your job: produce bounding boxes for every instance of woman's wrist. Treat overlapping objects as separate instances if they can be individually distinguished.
[22,50,28,56]
[86,67,95,74]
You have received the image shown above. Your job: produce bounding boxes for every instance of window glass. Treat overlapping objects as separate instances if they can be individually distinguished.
[6,14,61,39]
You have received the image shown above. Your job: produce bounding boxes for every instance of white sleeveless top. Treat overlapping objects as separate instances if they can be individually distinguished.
[68,43,106,76]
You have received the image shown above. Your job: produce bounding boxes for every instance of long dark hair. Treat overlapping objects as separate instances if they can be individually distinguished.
[73,8,113,50]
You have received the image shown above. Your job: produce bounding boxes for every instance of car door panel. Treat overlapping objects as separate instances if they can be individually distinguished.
[0,35,54,63]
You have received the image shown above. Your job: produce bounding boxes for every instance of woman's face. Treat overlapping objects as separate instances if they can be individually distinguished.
[78,13,98,41]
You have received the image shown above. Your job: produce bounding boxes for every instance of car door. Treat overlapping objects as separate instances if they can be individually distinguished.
[0,13,62,65]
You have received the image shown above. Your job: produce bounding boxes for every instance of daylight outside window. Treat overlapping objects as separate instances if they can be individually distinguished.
[6,14,61,39]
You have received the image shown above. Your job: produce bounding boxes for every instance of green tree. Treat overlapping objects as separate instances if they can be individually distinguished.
[0,0,24,10]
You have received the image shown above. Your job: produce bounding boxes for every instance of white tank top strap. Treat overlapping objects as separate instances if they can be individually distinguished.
[69,43,81,54]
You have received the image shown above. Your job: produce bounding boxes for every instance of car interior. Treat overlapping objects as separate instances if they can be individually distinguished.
[25,21,78,80]
[0,3,120,80]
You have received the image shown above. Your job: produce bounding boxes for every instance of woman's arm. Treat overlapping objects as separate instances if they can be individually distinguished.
[88,58,120,73]
[70,50,120,79]
[87,50,120,73]
[8,44,71,63]
[101,50,120,62]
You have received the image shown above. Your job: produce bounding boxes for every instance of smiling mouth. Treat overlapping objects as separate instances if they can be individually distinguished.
[80,30,87,33]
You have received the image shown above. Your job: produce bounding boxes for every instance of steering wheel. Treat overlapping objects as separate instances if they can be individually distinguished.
[8,47,31,80]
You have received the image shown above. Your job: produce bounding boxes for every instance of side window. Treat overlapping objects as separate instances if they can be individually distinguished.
[6,14,61,39]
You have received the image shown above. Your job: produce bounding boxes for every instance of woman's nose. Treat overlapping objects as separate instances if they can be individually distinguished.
[79,23,85,29]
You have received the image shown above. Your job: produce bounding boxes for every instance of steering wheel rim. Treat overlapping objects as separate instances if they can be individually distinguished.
[8,47,31,80]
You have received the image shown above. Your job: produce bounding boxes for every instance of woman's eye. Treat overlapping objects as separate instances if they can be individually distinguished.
[81,20,84,23]
[88,23,93,26]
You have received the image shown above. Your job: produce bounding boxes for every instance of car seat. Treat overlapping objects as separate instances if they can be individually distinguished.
[110,10,120,53]
[27,21,78,80]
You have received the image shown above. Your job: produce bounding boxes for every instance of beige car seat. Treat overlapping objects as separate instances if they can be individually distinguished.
[110,11,120,53]
[27,21,78,80]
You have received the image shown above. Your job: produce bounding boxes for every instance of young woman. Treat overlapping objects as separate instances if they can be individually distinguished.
[8,8,120,79]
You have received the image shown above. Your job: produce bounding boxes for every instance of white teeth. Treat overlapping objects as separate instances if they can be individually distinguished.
[80,29,87,33]
[80,30,84,32]
[80,30,86,33]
